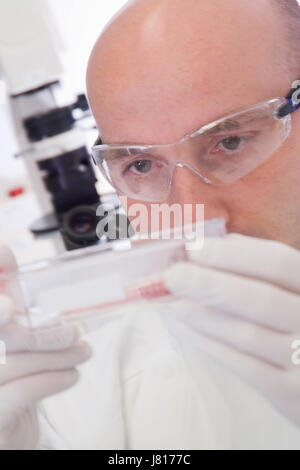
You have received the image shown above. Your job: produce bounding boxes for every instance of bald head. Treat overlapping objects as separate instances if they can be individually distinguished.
[86,0,300,247]
[87,0,298,144]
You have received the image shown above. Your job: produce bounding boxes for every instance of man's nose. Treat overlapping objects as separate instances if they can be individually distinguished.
[167,165,229,222]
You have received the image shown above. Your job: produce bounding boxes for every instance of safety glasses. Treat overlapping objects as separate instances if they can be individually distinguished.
[91,81,300,202]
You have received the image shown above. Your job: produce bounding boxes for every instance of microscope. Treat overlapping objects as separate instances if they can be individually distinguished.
[0,0,126,251]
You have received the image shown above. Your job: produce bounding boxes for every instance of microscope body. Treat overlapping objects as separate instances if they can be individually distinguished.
[0,0,105,251]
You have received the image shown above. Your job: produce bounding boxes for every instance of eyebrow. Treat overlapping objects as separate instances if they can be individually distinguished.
[94,118,246,146]
[201,119,242,135]
[93,108,270,147]
[94,120,242,147]
[200,108,271,135]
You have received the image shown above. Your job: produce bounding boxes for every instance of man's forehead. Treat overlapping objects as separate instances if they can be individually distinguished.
[87,0,287,145]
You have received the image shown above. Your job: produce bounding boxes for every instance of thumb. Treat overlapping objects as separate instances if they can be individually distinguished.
[0,295,15,327]
[0,244,18,274]
[0,245,24,316]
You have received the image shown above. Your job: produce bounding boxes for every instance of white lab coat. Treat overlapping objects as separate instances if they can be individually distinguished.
[39,300,300,450]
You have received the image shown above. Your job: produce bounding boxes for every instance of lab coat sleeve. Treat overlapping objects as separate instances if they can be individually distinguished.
[37,406,72,450]
[118,307,231,450]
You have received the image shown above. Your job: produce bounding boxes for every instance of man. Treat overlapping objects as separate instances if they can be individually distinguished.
[86,0,300,442]
[0,0,300,449]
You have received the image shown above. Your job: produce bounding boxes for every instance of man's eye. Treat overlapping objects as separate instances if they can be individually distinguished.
[127,160,153,175]
[217,136,245,152]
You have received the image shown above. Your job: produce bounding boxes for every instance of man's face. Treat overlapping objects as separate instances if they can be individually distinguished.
[87,0,300,248]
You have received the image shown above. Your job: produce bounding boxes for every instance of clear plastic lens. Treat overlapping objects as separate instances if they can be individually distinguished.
[92,98,291,201]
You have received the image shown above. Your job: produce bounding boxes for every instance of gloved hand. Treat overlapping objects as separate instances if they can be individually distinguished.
[163,234,300,429]
[0,244,92,450]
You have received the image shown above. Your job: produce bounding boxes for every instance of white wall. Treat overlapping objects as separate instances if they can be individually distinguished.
[0,0,128,182]
[49,0,129,98]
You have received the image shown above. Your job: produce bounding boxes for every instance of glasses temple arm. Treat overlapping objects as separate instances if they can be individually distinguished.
[94,136,103,146]
[277,82,300,118]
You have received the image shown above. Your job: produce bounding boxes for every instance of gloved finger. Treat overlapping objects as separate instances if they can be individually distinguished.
[170,301,297,370]
[0,369,80,428]
[189,234,300,295]
[0,296,15,327]
[0,341,92,385]
[178,327,300,428]
[0,244,25,316]
[163,262,300,334]
[169,316,284,396]
[0,406,39,451]
[0,244,18,273]
[1,322,82,353]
